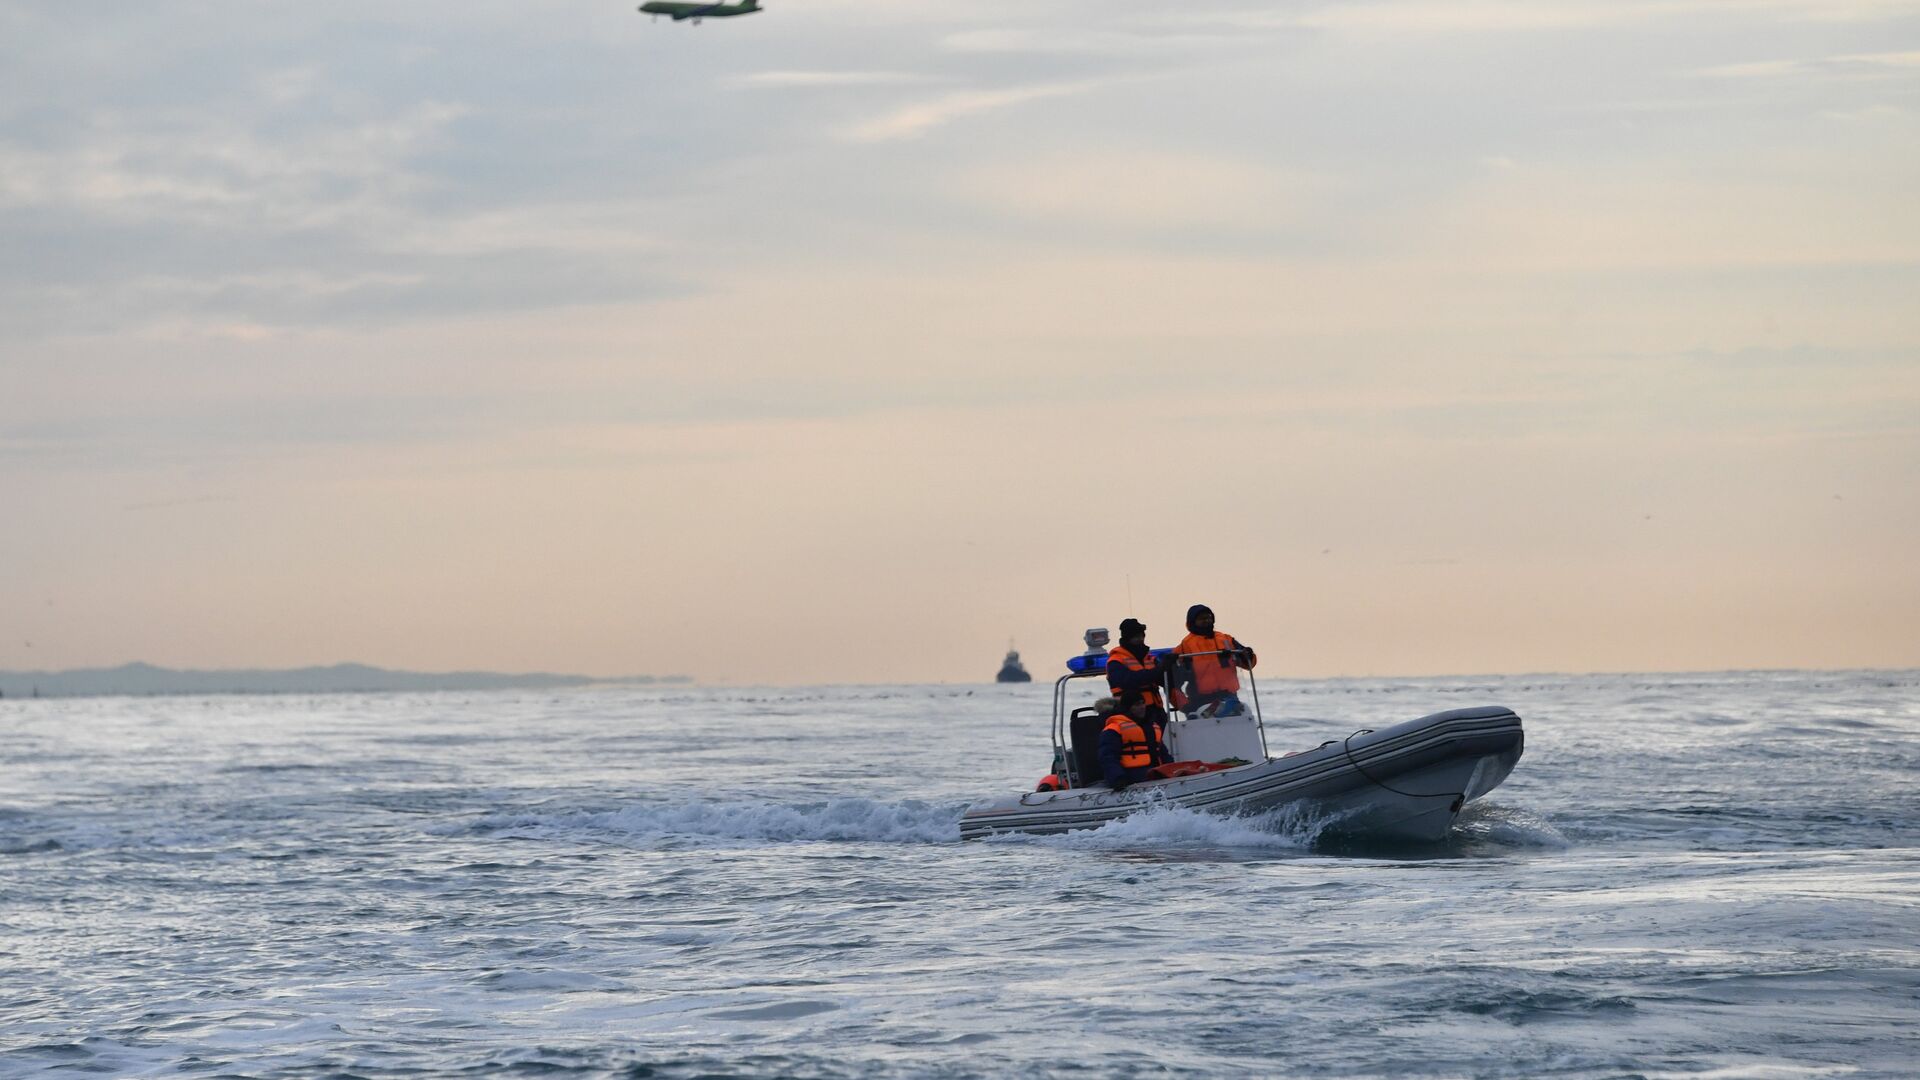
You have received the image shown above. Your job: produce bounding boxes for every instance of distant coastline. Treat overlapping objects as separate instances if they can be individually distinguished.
[0,662,689,700]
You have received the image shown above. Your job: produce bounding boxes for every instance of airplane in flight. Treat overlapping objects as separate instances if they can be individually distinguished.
[638,0,761,23]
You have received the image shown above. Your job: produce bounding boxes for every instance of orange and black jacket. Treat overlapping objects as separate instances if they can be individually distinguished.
[1175,631,1255,695]
[1174,603,1257,697]
[1106,643,1169,707]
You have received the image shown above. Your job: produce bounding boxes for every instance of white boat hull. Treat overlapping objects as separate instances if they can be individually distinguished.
[960,705,1524,842]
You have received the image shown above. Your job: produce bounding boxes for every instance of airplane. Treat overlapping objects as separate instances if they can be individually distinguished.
[638,0,760,23]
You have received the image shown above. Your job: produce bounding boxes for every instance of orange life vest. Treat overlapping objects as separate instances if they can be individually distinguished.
[1102,714,1154,771]
[1106,646,1166,707]
[1176,631,1252,696]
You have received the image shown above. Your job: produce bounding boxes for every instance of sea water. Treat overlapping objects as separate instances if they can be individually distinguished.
[2,670,1916,1078]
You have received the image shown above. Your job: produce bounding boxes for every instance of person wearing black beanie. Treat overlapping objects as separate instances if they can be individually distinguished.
[1106,618,1171,764]
[1173,604,1256,715]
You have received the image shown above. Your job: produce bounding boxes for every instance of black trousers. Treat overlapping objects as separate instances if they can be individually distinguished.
[1145,704,1172,764]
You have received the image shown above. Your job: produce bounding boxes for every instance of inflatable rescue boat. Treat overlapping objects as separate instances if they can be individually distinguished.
[960,630,1524,842]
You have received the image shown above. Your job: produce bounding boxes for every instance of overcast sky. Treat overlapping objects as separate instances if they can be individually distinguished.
[3,0,1917,684]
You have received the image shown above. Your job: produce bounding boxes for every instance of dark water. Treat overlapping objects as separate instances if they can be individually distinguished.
[2,670,1916,1077]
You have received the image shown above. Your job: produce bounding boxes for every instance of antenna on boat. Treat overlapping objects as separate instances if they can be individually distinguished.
[1126,574,1134,616]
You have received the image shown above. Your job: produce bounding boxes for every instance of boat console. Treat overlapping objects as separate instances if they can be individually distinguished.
[1164,710,1264,764]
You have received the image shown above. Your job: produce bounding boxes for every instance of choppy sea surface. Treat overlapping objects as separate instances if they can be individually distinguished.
[3,670,1917,1079]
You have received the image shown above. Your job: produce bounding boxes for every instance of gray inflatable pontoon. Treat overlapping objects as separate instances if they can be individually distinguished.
[960,704,1524,841]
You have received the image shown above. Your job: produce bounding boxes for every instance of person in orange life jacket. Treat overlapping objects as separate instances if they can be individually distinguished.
[1106,617,1173,753]
[1100,689,1161,791]
[1173,604,1257,716]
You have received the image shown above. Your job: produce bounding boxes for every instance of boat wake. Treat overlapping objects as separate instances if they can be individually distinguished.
[985,800,1350,853]
[448,797,1565,855]
[998,798,1568,859]
[454,797,965,847]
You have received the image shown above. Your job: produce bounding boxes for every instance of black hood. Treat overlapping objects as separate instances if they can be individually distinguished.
[1185,604,1214,633]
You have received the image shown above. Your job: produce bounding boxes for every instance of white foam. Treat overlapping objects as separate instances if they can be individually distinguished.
[1453,802,1572,849]
[997,800,1342,852]
[1640,1065,1864,1080]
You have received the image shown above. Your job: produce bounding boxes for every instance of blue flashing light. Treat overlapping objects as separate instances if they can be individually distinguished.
[1065,647,1176,674]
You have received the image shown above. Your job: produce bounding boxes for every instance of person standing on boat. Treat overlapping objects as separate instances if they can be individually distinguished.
[1106,617,1173,759]
[1173,604,1257,716]
[1099,690,1160,791]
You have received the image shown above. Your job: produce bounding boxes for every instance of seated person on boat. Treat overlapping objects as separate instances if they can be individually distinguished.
[1100,690,1167,791]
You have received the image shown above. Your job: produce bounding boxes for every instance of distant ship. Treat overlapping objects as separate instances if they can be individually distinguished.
[995,648,1031,683]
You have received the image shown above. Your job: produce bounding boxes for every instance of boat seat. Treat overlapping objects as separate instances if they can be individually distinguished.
[1069,707,1109,787]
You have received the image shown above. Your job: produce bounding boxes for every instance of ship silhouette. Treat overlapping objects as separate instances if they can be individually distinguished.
[995,648,1031,683]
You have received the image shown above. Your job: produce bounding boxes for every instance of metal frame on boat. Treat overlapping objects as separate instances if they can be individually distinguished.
[1051,636,1266,786]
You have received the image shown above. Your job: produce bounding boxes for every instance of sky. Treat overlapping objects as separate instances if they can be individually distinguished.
[2,0,1917,685]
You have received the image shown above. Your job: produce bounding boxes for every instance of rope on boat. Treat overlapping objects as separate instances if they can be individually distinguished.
[1342,729,1467,805]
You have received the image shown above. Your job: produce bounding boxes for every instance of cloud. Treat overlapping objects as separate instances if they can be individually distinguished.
[387,201,664,257]
[1242,0,1920,33]
[952,150,1324,234]
[0,101,464,230]
[838,80,1108,142]
[1694,49,1920,79]
[731,70,939,89]
[1411,154,1920,273]
[939,28,1244,56]
[3,233,638,350]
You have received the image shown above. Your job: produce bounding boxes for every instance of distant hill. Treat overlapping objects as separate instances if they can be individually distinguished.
[0,662,688,699]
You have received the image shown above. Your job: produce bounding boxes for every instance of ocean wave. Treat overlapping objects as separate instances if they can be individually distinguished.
[457,798,965,846]
[473,969,632,993]
[1440,984,1636,1022]
[0,820,238,857]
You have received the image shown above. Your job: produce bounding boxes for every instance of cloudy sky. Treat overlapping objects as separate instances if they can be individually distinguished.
[3,0,1917,684]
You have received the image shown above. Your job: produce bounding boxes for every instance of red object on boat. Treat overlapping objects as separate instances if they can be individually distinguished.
[1148,760,1232,780]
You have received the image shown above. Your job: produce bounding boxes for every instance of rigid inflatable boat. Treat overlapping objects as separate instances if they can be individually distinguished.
[960,631,1524,842]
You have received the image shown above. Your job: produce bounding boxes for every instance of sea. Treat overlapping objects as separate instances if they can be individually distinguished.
[2,669,1916,1079]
